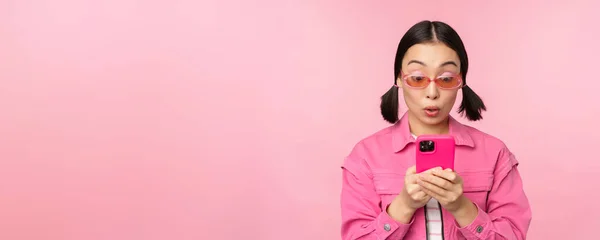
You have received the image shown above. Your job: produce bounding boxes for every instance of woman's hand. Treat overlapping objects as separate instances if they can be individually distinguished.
[416,168,478,227]
[387,166,431,223]
[416,168,464,211]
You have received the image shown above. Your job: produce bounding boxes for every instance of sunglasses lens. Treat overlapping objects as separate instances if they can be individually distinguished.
[405,76,430,88]
[437,76,461,89]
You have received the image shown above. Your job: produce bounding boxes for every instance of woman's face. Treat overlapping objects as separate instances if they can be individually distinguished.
[398,42,462,127]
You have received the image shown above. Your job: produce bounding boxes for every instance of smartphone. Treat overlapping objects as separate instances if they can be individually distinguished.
[415,134,455,173]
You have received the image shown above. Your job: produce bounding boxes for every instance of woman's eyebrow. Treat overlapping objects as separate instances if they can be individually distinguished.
[439,61,458,67]
[407,60,426,66]
[406,60,458,67]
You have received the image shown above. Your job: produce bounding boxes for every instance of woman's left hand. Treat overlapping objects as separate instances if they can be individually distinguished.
[416,168,469,213]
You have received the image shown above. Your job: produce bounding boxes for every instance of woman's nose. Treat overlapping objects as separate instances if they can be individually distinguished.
[425,81,439,99]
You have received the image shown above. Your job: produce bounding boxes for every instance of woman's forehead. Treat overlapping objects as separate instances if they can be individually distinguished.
[403,43,460,68]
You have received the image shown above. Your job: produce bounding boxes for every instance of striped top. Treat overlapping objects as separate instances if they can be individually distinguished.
[425,198,443,239]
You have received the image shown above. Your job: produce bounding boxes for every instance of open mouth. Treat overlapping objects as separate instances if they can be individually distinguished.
[424,106,440,117]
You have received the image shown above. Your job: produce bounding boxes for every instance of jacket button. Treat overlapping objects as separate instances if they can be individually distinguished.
[476,225,483,233]
[383,223,391,231]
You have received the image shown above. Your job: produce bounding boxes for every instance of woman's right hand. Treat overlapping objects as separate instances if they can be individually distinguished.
[386,165,433,223]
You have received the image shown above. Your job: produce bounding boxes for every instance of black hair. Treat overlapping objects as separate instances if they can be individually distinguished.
[380,20,486,124]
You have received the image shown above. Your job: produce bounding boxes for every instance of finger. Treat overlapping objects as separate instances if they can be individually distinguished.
[417,177,448,197]
[406,165,416,175]
[419,185,443,201]
[407,172,424,184]
[406,184,421,195]
[413,191,427,199]
[432,168,459,183]
[424,167,442,174]
[409,186,430,201]
[419,173,452,190]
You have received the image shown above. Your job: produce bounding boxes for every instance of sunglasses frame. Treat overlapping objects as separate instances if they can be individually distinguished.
[399,71,463,90]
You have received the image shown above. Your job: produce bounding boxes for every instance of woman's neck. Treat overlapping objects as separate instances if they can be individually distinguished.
[407,112,450,136]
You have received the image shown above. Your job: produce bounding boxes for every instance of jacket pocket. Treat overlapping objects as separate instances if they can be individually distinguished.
[461,172,494,211]
[371,172,405,210]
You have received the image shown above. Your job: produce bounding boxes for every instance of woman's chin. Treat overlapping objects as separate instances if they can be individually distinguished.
[418,112,449,126]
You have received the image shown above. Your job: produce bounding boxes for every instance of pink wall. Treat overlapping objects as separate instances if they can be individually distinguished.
[1,0,598,239]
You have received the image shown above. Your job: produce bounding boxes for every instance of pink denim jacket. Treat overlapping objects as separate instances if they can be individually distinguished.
[340,113,532,239]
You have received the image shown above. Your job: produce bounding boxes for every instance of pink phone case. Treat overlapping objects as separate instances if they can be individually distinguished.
[415,134,456,173]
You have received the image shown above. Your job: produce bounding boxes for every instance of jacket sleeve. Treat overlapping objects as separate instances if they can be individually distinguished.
[340,155,414,240]
[455,146,532,240]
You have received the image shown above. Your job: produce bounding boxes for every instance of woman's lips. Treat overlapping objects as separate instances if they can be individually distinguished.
[424,106,440,117]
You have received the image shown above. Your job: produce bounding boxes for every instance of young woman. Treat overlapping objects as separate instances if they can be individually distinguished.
[340,20,532,240]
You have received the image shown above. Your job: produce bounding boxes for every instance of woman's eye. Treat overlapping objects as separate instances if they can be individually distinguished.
[439,76,454,82]
[410,76,425,81]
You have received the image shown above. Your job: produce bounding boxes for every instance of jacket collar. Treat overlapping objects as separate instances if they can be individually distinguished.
[391,112,475,152]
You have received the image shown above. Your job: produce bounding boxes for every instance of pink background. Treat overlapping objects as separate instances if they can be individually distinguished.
[1,0,599,239]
